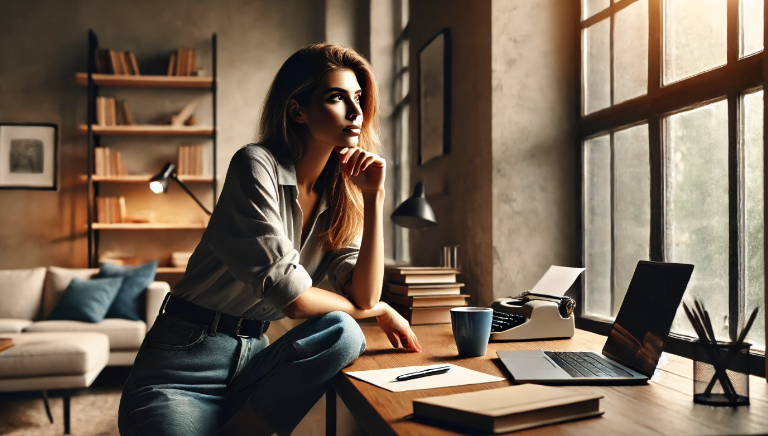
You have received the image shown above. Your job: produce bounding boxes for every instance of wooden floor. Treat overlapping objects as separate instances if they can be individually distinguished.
[336,324,768,436]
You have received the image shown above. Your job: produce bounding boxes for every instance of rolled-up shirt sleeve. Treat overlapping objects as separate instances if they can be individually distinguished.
[327,237,361,295]
[207,147,312,313]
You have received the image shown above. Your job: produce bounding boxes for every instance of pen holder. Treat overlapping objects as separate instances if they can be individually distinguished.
[692,340,750,406]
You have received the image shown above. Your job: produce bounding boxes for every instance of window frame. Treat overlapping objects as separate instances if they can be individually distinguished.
[577,0,766,376]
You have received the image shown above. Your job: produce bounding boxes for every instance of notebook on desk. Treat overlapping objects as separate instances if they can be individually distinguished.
[498,261,694,384]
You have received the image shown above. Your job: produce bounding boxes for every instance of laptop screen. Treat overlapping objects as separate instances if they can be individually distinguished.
[601,261,694,377]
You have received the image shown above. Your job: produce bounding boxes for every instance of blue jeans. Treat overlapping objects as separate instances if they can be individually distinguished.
[117,311,366,436]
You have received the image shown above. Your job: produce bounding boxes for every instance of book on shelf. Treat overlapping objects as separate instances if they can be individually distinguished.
[93,147,126,176]
[94,49,140,75]
[386,292,469,308]
[177,144,204,175]
[387,282,464,296]
[385,266,461,285]
[412,384,604,434]
[95,97,135,126]
[96,196,127,223]
[391,305,452,325]
[167,48,199,77]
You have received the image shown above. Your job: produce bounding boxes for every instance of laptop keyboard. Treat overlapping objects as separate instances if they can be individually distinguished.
[544,351,633,378]
[492,311,527,332]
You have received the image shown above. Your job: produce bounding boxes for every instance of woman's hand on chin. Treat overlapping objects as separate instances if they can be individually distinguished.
[335,146,386,192]
[375,302,423,352]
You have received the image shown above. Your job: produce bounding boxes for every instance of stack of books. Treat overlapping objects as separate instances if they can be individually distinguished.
[96,97,136,126]
[94,49,141,75]
[177,145,204,176]
[94,147,126,176]
[96,196,127,223]
[384,266,467,325]
[167,48,199,76]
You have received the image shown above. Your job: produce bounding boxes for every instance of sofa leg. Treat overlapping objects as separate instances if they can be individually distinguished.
[41,390,53,423]
[63,389,71,435]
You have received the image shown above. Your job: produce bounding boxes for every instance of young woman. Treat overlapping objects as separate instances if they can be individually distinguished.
[118,43,422,436]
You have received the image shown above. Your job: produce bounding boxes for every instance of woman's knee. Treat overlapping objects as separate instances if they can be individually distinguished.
[322,311,366,360]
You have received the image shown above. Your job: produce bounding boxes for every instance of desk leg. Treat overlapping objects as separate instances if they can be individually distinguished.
[326,387,337,436]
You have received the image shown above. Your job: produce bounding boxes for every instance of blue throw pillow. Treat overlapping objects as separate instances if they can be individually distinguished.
[47,276,124,323]
[99,261,158,321]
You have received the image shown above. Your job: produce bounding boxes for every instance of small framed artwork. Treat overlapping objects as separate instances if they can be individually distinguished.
[0,123,58,190]
[418,28,451,166]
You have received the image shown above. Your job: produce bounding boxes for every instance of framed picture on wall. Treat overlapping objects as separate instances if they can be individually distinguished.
[418,28,451,165]
[0,123,58,190]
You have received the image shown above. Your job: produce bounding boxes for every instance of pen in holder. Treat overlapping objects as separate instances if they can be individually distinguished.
[683,301,758,407]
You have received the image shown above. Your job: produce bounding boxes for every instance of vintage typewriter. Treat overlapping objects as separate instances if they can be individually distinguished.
[490,293,576,341]
[489,266,584,341]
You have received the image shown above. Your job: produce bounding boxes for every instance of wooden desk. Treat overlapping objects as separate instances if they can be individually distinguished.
[0,339,13,354]
[332,324,768,435]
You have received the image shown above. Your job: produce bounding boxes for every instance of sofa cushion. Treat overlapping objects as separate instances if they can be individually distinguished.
[0,267,46,320]
[43,266,98,319]
[0,319,33,333]
[98,261,158,321]
[46,277,124,323]
[24,318,147,350]
[0,332,109,378]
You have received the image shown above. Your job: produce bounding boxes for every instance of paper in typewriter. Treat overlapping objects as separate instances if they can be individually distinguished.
[529,266,585,298]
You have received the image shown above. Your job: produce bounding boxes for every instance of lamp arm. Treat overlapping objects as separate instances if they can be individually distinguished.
[171,175,213,215]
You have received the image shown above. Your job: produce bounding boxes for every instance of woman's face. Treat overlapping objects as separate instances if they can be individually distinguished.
[290,68,364,149]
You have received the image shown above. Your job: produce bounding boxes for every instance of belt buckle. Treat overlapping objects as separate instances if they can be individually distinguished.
[236,318,252,338]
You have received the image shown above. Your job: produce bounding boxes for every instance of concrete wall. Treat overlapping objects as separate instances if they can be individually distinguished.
[491,0,580,297]
[0,0,322,269]
[408,0,579,305]
[408,0,495,306]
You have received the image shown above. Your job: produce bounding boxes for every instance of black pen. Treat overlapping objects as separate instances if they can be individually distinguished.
[395,365,451,381]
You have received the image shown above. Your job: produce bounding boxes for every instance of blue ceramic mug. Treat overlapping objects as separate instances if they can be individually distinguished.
[450,307,493,357]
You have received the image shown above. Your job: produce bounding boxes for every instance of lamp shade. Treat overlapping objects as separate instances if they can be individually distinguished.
[391,182,437,230]
[149,163,175,194]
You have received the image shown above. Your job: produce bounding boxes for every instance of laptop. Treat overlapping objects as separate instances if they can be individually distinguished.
[497,261,694,384]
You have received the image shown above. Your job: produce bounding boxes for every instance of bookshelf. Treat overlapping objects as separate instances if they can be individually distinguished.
[80,29,217,271]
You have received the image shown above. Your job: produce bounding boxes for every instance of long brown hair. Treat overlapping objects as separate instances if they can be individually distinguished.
[256,43,380,252]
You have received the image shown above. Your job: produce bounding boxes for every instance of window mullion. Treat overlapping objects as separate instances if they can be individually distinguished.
[649,116,664,261]
[728,0,739,63]
[610,133,617,315]
[648,0,662,93]
[729,92,742,340]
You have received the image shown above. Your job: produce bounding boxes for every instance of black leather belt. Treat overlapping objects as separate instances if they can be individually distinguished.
[160,293,270,339]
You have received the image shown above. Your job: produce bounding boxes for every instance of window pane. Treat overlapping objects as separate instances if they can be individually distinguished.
[614,0,649,104]
[664,0,727,84]
[614,124,651,315]
[743,90,765,350]
[741,0,764,57]
[665,100,730,340]
[584,18,611,114]
[585,135,612,317]
[583,0,610,20]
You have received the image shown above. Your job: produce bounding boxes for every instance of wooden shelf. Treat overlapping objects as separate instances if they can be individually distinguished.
[78,125,214,136]
[92,223,206,230]
[85,175,213,183]
[75,73,214,89]
[157,267,187,274]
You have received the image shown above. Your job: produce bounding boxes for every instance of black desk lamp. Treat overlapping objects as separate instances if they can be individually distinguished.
[149,162,212,215]
[391,182,437,230]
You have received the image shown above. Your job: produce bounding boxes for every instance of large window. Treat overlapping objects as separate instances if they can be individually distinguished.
[393,0,411,263]
[580,0,765,354]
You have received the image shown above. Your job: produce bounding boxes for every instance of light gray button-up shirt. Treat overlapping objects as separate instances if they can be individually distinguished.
[173,144,359,320]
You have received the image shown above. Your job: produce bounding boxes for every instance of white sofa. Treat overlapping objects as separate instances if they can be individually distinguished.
[0,266,170,366]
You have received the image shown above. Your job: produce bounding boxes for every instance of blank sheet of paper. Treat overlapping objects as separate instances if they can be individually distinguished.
[345,364,505,393]
[529,266,586,298]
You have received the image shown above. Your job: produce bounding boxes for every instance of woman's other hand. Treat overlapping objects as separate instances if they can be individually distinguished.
[335,146,386,192]
[375,302,422,352]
